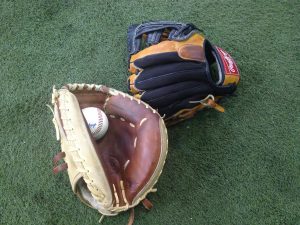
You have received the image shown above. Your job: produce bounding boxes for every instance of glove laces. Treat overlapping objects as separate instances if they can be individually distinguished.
[189,94,225,112]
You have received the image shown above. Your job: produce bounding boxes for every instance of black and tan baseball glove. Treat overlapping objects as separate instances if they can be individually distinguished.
[127,21,240,126]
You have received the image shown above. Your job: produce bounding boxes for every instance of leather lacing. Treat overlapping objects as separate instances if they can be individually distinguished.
[53,152,68,174]
[51,150,156,225]
[49,84,167,225]
[99,199,154,225]
[189,94,224,112]
[164,94,225,126]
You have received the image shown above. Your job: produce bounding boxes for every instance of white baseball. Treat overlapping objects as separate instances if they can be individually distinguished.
[82,107,109,140]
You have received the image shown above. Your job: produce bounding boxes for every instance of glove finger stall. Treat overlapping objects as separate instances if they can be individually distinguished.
[141,81,213,108]
[133,61,208,91]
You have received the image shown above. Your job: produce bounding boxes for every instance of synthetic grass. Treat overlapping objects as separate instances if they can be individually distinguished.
[0,0,299,224]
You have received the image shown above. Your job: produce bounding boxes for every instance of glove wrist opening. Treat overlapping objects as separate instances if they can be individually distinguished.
[204,40,224,86]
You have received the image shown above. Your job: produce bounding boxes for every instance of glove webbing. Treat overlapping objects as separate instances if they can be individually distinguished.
[128,21,202,56]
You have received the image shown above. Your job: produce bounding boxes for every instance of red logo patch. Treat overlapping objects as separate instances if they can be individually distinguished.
[216,47,239,76]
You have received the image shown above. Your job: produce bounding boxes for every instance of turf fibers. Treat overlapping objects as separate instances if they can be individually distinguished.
[0,0,299,224]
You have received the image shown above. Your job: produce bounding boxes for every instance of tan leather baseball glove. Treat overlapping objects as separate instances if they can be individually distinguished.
[50,83,168,224]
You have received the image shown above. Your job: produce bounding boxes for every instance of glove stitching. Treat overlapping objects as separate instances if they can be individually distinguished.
[52,83,167,217]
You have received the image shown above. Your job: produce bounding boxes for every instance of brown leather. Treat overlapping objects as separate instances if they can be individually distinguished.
[53,163,68,174]
[69,86,163,208]
[178,45,205,62]
[142,198,153,210]
[53,152,66,165]
[127,209,135,225]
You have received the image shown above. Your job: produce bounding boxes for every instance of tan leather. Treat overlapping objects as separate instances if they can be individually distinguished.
[128,74,140,94]
[51,83,168,217]
[129,33,205,73]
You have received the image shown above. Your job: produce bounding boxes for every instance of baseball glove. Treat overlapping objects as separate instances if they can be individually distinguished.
[127,21,240,126]
[50,83,168,224]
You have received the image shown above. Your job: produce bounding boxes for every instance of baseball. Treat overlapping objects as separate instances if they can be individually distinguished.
[82,107,109,140]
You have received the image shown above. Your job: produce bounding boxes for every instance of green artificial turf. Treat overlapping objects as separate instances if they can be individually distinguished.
[0,0,299,224]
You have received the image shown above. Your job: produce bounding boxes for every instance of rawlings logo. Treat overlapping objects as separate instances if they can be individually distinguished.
[218,48,235,73]
[217,47,239,75]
